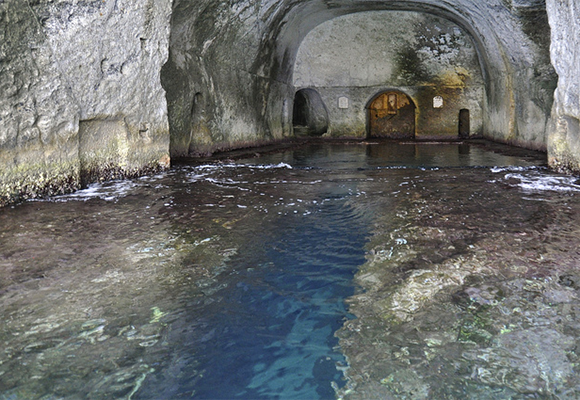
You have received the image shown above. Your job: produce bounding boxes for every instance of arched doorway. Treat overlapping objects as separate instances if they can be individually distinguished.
[292,89,329,136]
[367,91,416,139]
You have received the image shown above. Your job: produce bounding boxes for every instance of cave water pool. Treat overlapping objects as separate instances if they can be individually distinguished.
[2,141,580,399]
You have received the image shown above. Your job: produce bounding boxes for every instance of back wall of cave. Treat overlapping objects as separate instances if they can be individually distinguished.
[292,11,485,139]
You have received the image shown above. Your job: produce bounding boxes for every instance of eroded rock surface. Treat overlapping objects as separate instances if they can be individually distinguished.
[1,0,572,205]
[163,0,556,155]
[337,167,580,399]
[0,0,171,205]
[293,11,485,139]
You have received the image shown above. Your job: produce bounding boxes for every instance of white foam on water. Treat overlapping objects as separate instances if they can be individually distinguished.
[192,162,292,171]
[45,180,141,202]
[504,172,580,193]
[490,166,533,173]
[185,163,292,184]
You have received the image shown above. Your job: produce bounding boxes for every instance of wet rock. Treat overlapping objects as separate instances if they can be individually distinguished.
[379,370,430,400]
[468,329,575,395]
[0,0,171,205]
[338,170,580,398]
[559,273,580,290]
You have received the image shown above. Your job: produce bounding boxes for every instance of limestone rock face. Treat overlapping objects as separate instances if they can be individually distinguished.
[546,0,580,173]
[0,0,172,205]
[161,0,286,157]
[293,11,485,139]
[0,0,567,204]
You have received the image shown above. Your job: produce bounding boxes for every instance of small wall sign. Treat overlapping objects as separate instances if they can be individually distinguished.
[433,96,444,109]
[338,96,349,109]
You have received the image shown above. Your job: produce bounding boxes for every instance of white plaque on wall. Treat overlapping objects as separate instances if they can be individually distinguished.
[433,96,444,108]
[338,96,349,109]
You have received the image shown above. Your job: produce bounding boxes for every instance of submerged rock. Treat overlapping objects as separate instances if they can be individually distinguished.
[338,169,580,399]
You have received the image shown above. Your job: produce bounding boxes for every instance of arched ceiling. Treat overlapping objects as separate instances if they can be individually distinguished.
[259,0,522,86]
[164,0,554,155]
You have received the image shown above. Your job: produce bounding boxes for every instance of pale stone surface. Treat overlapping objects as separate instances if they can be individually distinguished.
[0,0,569,204]
[0,0,172,205]
[163,0,555,155]
[294,12,482,89]
[546,0,580,173]
[293,11,485,138]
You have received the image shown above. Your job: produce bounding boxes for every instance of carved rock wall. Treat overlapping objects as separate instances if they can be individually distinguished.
[0,0,567,204]
[163,0,556,156]
[0,0,172,205]
[293,11,485,139]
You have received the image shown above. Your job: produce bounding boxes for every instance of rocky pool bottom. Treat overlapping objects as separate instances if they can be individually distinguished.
[1,141,580,399]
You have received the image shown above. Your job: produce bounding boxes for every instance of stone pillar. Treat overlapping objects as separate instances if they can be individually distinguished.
[546,0,580,173]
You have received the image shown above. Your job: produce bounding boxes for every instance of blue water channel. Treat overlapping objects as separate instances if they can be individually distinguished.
[137,185,369,399]
[191,202,367,399]
[134,142,549,399]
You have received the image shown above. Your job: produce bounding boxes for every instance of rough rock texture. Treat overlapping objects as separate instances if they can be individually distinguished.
[293,11,485,139]
[0,0,171,205]
[546,0,580,173]
[335,164,580,399]
[161,0,290,157]
[163,0,556,156]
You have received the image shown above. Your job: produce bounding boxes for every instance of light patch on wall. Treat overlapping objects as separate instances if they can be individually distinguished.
[338,96,349,109]
[433,96,444,108]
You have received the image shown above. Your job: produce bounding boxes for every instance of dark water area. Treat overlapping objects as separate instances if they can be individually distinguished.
[2,141,580,399]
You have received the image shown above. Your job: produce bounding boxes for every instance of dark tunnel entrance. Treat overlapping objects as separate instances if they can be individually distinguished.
[292,88,329,137]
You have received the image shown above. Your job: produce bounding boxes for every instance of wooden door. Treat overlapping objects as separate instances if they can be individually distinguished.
[368,91,415,139]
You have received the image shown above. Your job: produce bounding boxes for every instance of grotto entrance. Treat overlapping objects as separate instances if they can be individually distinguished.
[459,108,470,139]
[292,88,329,137]
[367,91,416,139]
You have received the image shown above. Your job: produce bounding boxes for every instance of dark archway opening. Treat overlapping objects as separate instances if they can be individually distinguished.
[367,91,416,139]
[292,89,329,137]
[459,109,470,139]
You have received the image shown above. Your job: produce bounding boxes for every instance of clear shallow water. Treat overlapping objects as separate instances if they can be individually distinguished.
[137,192,369,400]
[3,141,580,399]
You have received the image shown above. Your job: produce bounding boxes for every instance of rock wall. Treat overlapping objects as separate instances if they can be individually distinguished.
[293,11,485,139]
[0,0,172,205]
[546,0,580,173]
[161,0,294,157]
[0,0,564,204]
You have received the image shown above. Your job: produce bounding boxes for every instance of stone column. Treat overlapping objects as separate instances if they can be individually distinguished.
[546,0,580,173]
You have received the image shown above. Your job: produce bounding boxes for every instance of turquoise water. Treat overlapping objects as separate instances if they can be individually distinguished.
[168,202,366,399]
[6,141,580,399]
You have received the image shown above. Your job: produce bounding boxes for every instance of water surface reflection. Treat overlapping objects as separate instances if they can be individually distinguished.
[3,141,580,399]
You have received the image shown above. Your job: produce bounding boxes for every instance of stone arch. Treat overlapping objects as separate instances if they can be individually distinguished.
[262,1,542,145]
[163,0,554,155]
[292,88,329,136]
[366,90,417,139]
